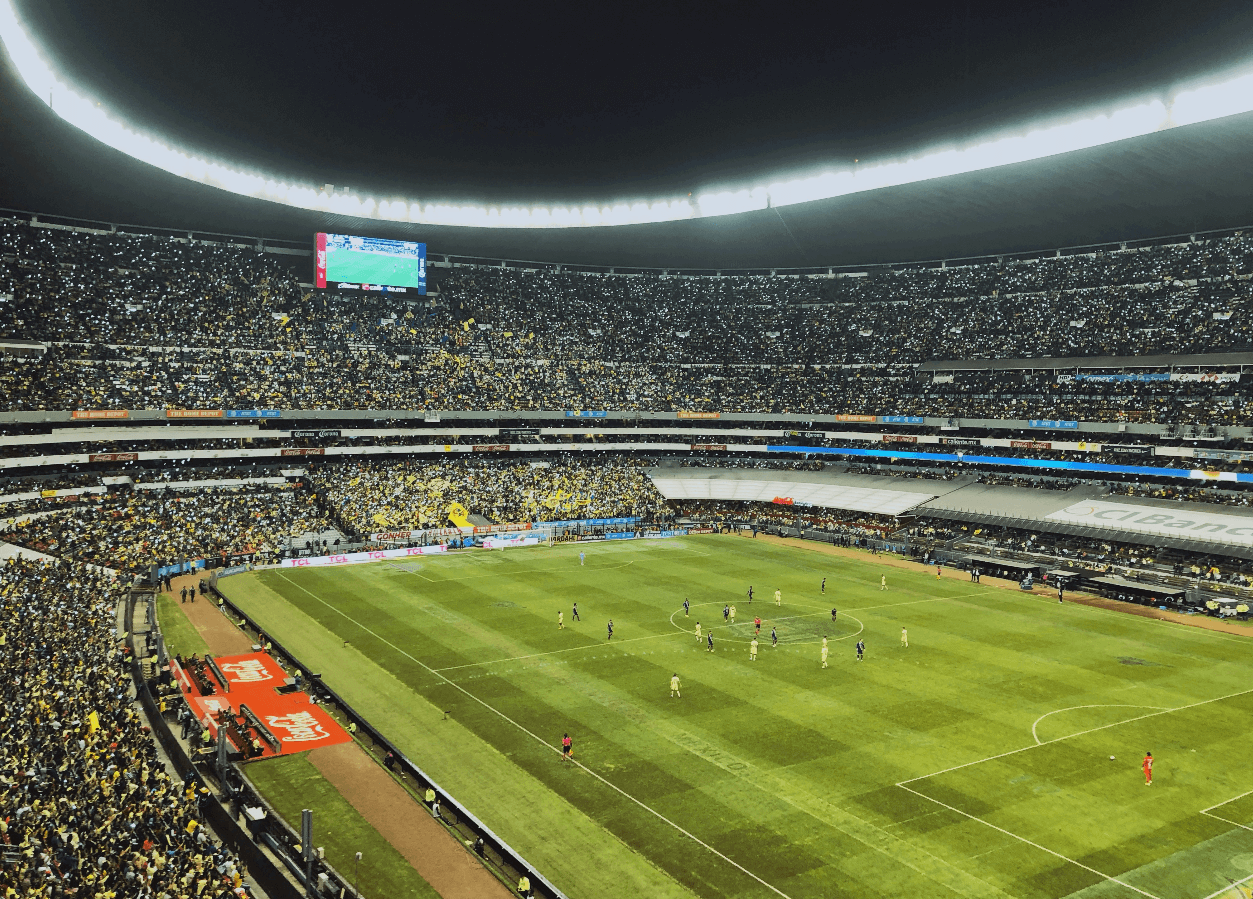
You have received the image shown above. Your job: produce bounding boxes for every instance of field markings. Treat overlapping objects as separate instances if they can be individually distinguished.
[898,686,1253,899]
[901,685,1253,785]
[1199,788,1253,835]
[1200,872,1253,899]
[1030,705,1169,745]
[276,572,797,899]
[894,782,1164,899]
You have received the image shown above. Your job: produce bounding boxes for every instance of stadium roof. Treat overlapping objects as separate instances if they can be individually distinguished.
[4,4,1253,267]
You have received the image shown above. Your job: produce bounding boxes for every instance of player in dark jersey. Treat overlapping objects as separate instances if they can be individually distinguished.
[606,619,614,641]
[706,631,714,652]
[572,602,580,621]
[856,639,865,661]
[821,577,826,594]
[683,597,690,617]
[771,627,778,648]
[747,585,753,603]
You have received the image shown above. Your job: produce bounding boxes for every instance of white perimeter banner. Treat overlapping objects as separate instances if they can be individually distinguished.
[1046,500,1253,547]
[1170,372,1240,382]
[282,544,447,568]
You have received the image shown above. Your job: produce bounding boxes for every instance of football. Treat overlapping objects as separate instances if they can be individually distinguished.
[1110,756,1116,760]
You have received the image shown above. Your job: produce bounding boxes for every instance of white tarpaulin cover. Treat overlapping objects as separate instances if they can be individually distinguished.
[1046,500,1253,548]
[649,476,935,517]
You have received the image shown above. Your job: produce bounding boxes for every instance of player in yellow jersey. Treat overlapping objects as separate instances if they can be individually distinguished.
[774,589,782,606]
[821,643,829,668]
[558,611,563,629]
[670,673,681,698]
[694,621,702,643]
[901,627,908,648]
[749,637,758,661]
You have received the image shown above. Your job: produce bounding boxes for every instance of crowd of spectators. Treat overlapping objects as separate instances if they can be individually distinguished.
[3,217,1253,423]
[0,556,252,898]
[312,457,668,532]
[0,486,332,572]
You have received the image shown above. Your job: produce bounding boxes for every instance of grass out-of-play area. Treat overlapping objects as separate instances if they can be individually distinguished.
[219,535,1253,899]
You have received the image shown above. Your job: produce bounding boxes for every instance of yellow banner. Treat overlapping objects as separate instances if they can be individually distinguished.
[447,502,472,528]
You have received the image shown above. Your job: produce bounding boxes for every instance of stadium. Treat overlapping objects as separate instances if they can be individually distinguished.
[2,3,1253,899]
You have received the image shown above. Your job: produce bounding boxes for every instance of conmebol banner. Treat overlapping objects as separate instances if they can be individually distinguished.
[282,544,447,568]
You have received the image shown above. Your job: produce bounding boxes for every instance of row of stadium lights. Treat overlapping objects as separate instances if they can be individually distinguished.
[3,1,1253,229]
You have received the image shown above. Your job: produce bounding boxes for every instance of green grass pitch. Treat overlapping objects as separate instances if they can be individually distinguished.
[221,536,1253,899]
[326,245,422,287]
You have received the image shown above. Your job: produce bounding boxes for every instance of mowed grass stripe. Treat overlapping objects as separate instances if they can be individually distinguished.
[224,537,1253,899]
[224,573,704,899]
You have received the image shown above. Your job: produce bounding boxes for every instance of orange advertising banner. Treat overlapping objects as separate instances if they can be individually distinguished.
[166,409,224,419]
[71,410,129,420]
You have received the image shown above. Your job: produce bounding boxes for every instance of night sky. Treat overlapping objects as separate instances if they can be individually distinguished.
[14,0,1253,205]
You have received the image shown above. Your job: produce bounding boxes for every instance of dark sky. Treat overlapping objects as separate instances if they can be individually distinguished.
[15,0,1253,206]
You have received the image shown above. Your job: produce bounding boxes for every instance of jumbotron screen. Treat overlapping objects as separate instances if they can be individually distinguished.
[315,233,426,294]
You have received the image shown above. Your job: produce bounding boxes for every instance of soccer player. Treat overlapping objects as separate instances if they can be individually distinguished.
[572,602,580,621]
[936,566,942,579]
[607,619,614,641]
[856,639,865,661]
[579,551,585,566]
[901,627,908,648]
[729,604,737,624]
[774,588,782,606]
[707,631,714,652]
[749,636,758,660]
[723,604,730,623]
[558,611,564,629]
[771,626,778,648]
[670,673,681,698]
[695,621,702,643]
[683,597,690,617]
[561,733,573,761]
[1142,751,1153,785]
[880,575,887,591]
[821,643,829,668]
[821,577,827,594]
[747,585,753,603]
[754,615,762,634]
[1058,585,1065,603]
[831,607,838,624]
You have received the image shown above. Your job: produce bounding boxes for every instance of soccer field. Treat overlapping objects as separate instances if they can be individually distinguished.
[221,536,1253,899]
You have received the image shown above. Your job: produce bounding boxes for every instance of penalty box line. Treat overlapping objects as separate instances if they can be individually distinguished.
[1200,787,1253,835]
[896,687,1253,899]
[893,783,1164,899]
[275,573,797,899]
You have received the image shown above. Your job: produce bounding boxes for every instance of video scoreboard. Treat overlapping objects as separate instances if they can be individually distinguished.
[315,233,426,294]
